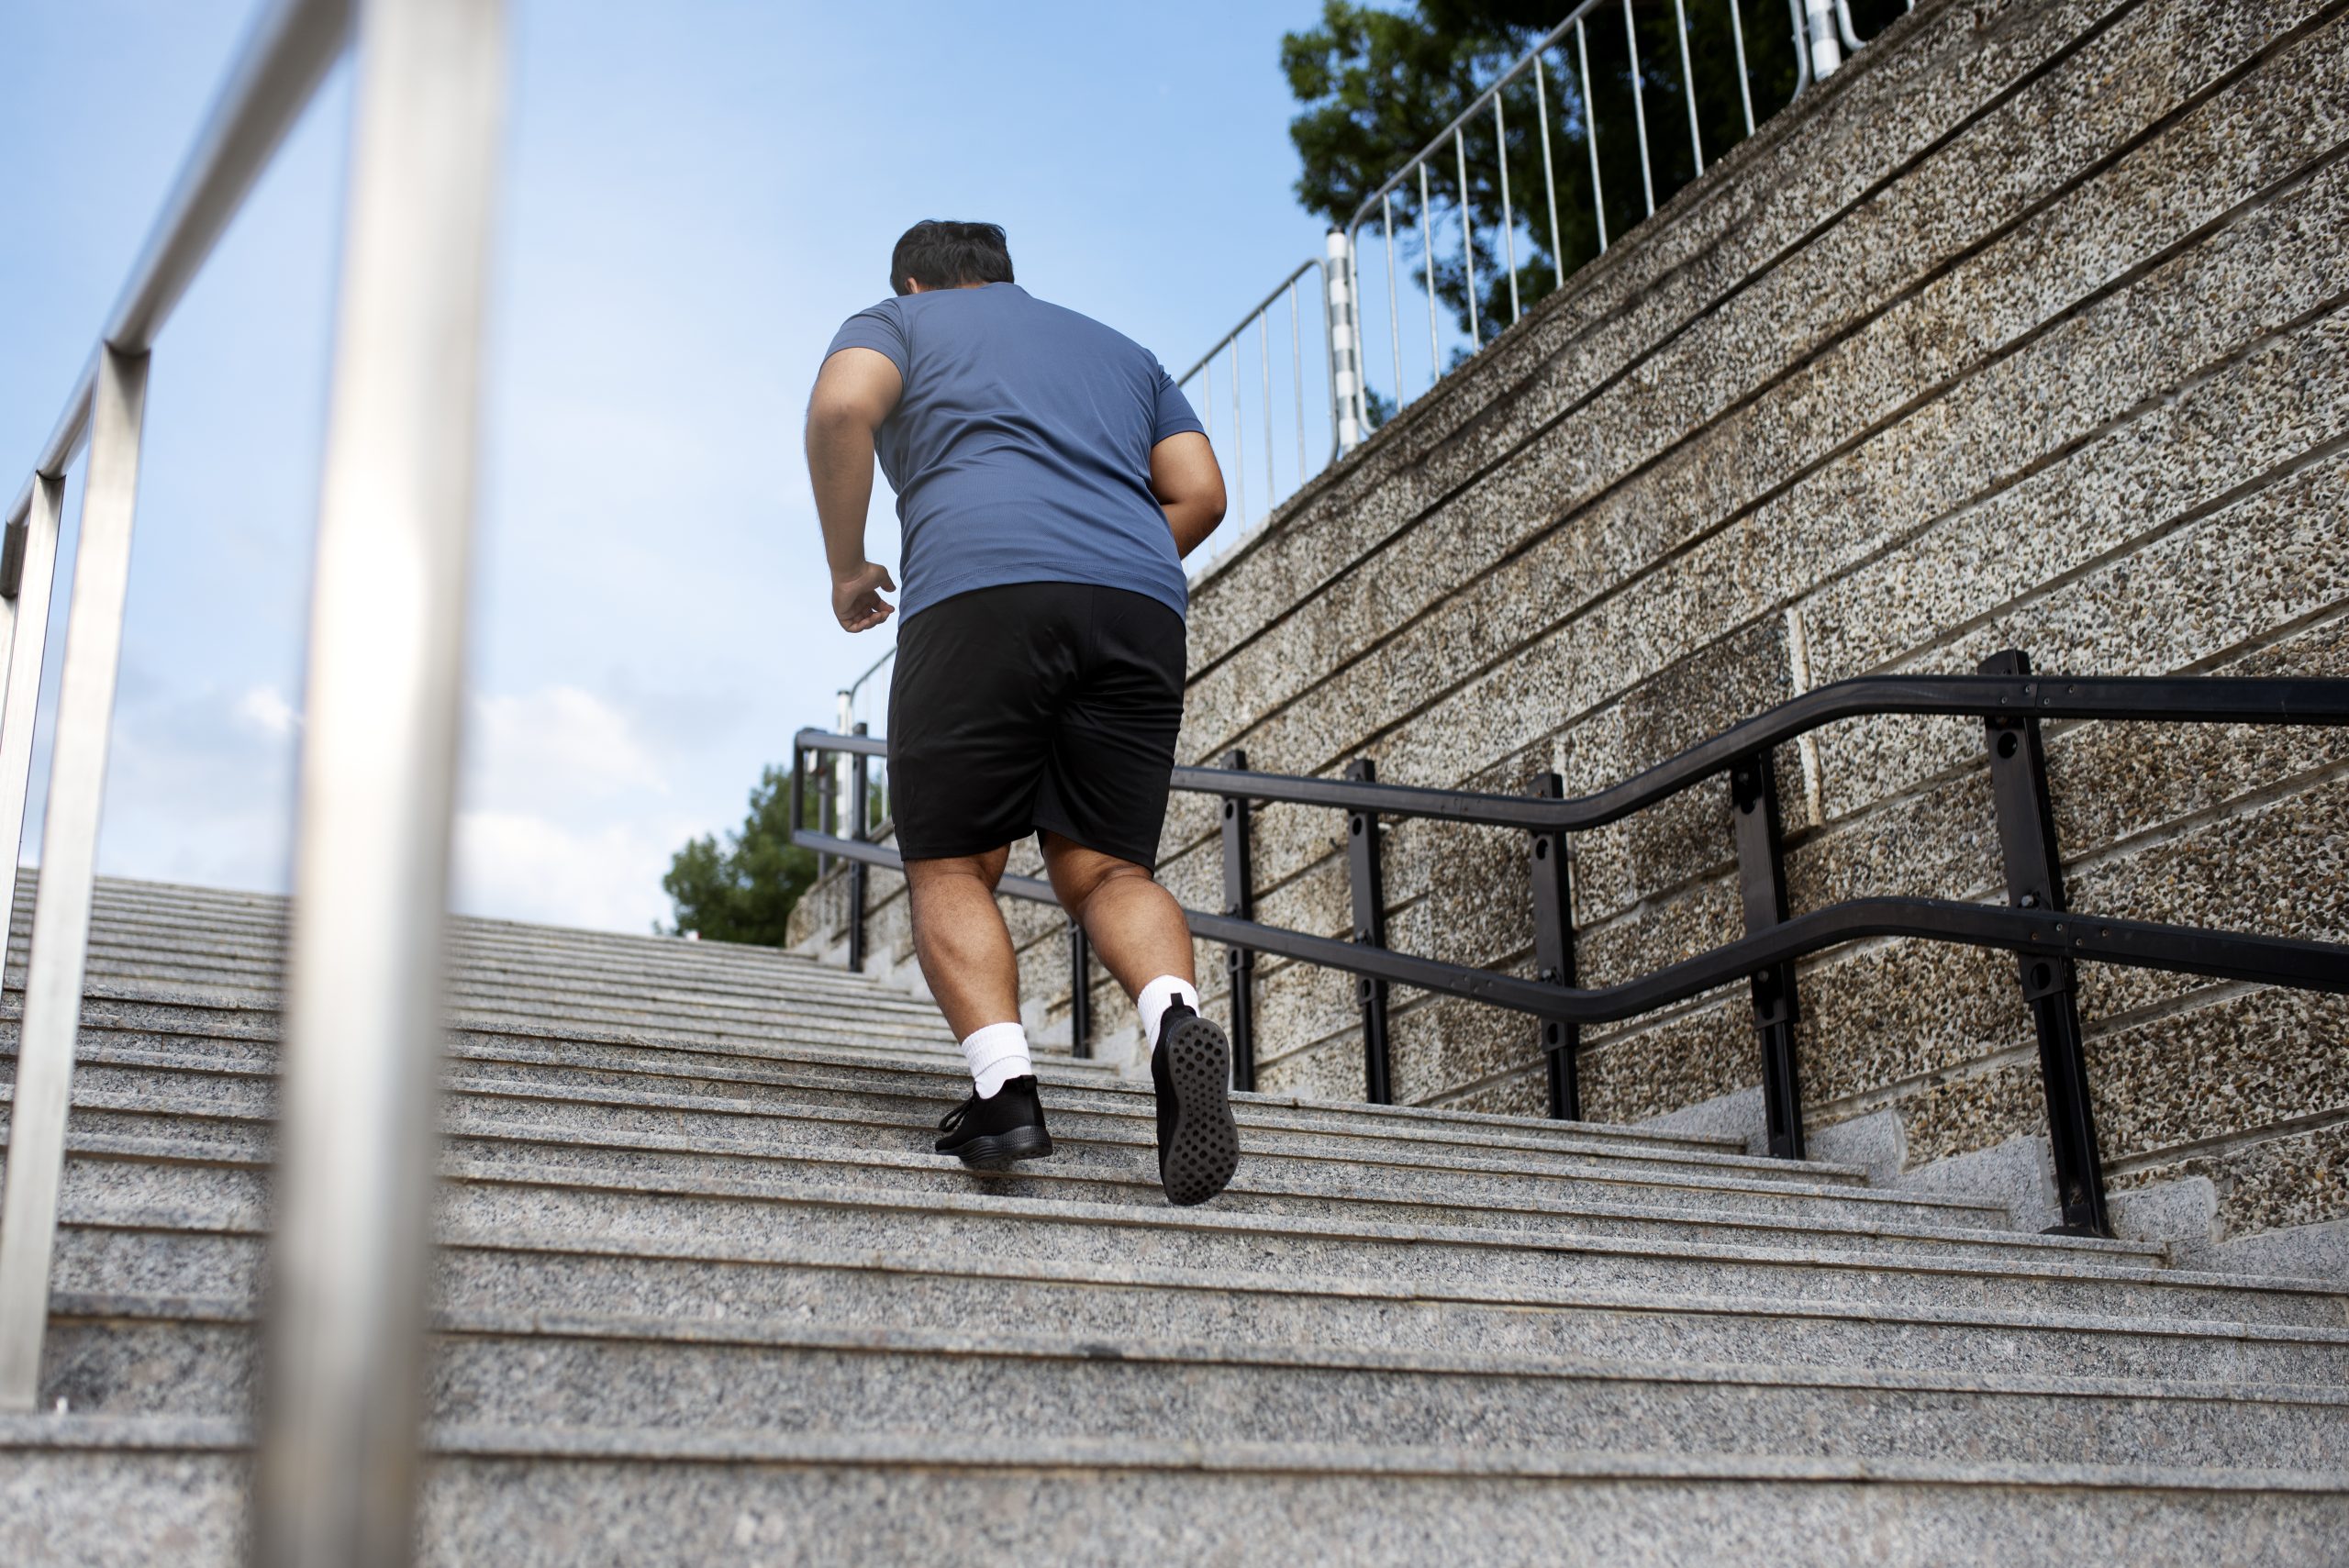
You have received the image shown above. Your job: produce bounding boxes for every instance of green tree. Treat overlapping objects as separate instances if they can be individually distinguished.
[1283,0,1904,341]
[659,766,818,945]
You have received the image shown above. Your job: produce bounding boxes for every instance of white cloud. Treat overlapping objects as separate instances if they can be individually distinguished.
[467,685,667,803]
[452,807,687,932]
[232,685,299,740]
[451,683,688,932]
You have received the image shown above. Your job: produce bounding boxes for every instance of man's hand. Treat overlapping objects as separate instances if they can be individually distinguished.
[833,561,896,632]
[807,347,906,631]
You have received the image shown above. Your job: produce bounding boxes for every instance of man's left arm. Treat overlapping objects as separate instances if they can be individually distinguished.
[806,346,905,632]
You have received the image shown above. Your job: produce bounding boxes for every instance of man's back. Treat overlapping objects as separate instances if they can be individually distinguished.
[827,283,1200,620]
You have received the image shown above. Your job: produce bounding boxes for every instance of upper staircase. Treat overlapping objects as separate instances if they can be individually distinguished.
[2,876,2344,1563]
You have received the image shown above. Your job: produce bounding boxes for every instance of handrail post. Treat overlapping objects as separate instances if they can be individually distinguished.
[0,473,66,955]
[1979,649,2111,1237]
[1528,772,1580,1121]
[254,0,507,1562]
[848,721,870,973]
[1731,749,1805,1159]
[1345,756,1392,1104]
[1326,229,1361,452]
[788,741,807,837]
[1068,921,1093,1060]
[1219,747,1257,1091]
[0,347,150,1411]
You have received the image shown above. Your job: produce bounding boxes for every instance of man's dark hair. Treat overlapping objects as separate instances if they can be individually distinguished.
[890,220,1015,296]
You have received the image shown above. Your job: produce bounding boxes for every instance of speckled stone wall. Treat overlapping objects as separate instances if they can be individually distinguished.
[794,0,2349,1244]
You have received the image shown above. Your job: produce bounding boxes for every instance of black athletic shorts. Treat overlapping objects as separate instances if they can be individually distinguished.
[887,581,1186,870]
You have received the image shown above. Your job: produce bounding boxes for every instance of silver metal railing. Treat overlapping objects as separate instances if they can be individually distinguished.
[1168,0,1905,469]
[0,2,507,1563]
[1341,0,1909,437]
[1174,254,1342,553]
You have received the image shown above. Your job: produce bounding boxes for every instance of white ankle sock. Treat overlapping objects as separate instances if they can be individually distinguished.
[1136,975,1200,1051]
[961,1021,1032,1098]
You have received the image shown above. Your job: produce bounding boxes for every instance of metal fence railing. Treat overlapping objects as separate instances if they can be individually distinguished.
[0,1,507,1562]
[1173,255,1341,568]
[796,653,2349,1237]
[1154,0,1912,550]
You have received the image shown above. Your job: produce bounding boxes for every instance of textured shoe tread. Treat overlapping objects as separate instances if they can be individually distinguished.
[951,1126,1055,1172]
[1162,1017,1240,1207]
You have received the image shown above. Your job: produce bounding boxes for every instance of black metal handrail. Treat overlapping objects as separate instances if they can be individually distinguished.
[790,651,2349,1236]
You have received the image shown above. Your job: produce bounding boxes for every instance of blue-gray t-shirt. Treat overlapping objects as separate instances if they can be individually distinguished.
[823,284,1202,621]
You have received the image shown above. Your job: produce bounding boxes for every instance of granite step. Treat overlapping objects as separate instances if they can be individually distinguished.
[25,1141,2343,1328]
[0,1007,1754,1162]
[37,1296,2349,1472]
[18,1102,2108,1265]
[4,1418,2343,1567]
[9,1051,1971,1217]
[46,1218,2349,1387]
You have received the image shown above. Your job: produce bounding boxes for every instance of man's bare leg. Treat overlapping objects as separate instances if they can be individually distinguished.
[907,845,1055,1168]
[903,846,1019,1039]
[1042,830,1237,1206]
[1038,831,1193,998]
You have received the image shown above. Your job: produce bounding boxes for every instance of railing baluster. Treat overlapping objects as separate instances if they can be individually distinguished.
[1674,0,1707,175]
[1259,309,1275,514]
[1289,279,1306,479]
[0,346,150,1410]
[1230,344,1247,527]
[1731,749,1804,1159]
[1068,920,1093,1060]
[1979,649,2110,1236]
[1345,756,1393,1105]
[1420,161,1440,383]
[1534,51,1564,288]
[1529,772,1580,1121]
[0,473,66,952]
[1728,0,1757,136]
[1624,0,1657,216]
[1576,19,1610,252]
[1454,128,1481,348]
[255,0,508,1560]
[849,720,870,973]
[1382,193,1402,414]
[1220,747,1257,1092]
[1493,92,1521,323]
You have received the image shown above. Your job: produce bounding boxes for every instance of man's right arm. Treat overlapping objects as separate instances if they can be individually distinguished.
[1149,431,1227,559]
[806,347,905,632]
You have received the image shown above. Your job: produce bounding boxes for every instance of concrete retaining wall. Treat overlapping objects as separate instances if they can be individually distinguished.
[794,0,2349,1250]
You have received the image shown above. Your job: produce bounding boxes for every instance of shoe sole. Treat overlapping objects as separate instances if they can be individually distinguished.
[1160,1015,1240,1207]
[949,1126,1055,1172]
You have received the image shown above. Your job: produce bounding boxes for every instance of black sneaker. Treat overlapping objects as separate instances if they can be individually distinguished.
[935,1075,1053,1170]
[1150,1005,1239,1206]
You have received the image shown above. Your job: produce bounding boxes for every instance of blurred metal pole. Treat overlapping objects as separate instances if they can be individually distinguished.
[0,350,149,1410]
[253,1,507,1565]
[0,474,64,960]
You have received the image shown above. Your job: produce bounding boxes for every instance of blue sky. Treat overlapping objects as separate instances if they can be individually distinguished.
[0,0,1335,930]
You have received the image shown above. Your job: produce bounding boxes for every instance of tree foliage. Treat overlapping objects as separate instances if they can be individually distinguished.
[1282,0,1904,340]
[660,765,818,946]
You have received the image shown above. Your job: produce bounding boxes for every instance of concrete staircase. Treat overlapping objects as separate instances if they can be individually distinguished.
[0,876,2343,1562]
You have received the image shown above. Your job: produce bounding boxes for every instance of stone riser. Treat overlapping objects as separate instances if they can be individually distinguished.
[17,1129,2100,1278]
[33,1153,2331,1329]
[49,1229,2349,1388]
[0,1019,1752,1162]
[4,1438,2344,1567]
[25,1076,2022,1238]
[37,1316,2348,1473]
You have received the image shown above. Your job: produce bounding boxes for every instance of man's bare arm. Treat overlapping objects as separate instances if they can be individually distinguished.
[1150,431,1227,559]
[806,347,906,632]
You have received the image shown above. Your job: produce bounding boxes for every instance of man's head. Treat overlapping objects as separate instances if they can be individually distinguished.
[891,220,1015,296]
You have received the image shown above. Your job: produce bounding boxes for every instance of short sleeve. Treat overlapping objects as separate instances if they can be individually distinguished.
[1150,366,1205,443]
[826,299,909,380]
